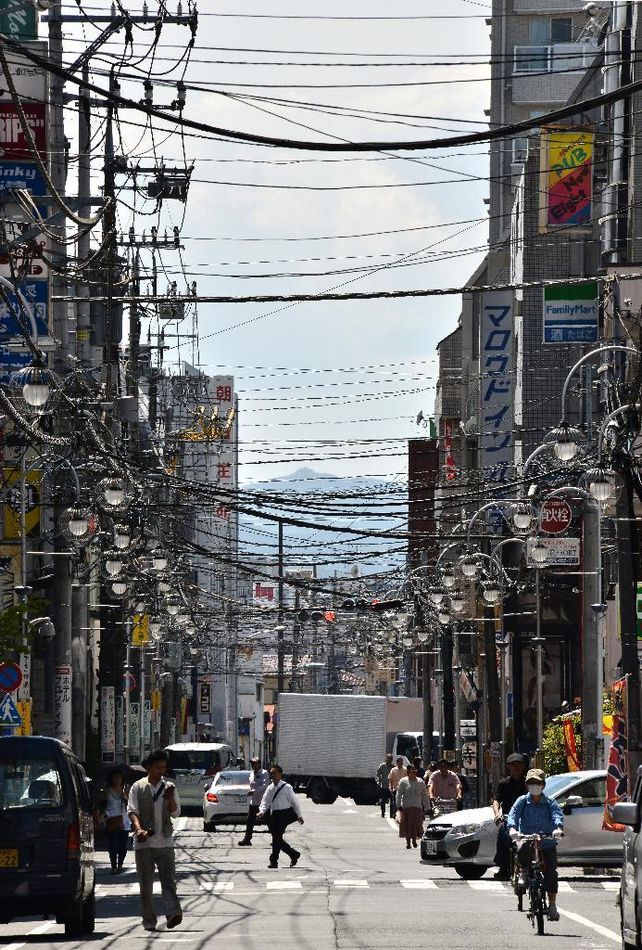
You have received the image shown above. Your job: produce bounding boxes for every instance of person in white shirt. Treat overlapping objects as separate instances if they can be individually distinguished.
[127,750,182,933]
[239,756,270,847]
[257,764,304,869]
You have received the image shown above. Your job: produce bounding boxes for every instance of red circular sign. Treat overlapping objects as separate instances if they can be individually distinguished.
[123,672,137,693]
[540,499,572,535]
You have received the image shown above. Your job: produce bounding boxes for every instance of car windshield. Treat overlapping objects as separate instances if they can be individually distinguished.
[0,758,64,810]
[217,771,250,786]
[544,774,580,799]
[167,750,218,771]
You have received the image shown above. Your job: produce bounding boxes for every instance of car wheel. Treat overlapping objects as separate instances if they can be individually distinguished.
[64,898,84,937]
[82,889,96,934]
[203,820,216,832]
[621,911,637,950]
[454,863,487,880]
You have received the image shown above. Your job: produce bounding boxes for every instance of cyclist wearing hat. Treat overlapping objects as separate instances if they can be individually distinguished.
[492,753,528,880]
[507,769,564,922]
[426,758,462,813]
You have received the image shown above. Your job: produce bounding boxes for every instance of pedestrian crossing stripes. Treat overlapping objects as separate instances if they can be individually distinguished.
[96,878,620,897]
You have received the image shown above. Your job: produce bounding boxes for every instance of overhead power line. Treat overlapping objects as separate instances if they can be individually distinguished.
[2,33,638,153]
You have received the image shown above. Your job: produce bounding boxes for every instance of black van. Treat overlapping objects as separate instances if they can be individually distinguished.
[0,735,95,936]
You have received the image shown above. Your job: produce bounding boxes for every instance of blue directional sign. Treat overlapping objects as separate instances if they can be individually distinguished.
[0,162,47,218]
[0,280,48,339]
[0,692,22,727]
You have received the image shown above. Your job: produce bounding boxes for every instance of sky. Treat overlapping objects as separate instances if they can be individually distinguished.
[60,0,492,485]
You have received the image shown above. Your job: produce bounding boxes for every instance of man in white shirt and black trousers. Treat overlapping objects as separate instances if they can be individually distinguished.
[257,764,304,869]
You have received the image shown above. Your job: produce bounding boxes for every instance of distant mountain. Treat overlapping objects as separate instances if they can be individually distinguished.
[239,467,405,579]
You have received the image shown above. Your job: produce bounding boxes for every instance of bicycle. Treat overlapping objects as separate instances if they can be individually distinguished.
[513,833,557,936]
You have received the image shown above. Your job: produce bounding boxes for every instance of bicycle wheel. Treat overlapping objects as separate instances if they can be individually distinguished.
[532,891,545,936]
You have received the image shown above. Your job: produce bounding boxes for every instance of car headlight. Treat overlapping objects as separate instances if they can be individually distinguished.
[449,823,481,836]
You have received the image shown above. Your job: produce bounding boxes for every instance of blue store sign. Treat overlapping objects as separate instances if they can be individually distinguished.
[0,162,47,217]
[0,279,48,338]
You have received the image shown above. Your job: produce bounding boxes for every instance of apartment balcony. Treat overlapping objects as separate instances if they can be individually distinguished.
[512,43,598,104]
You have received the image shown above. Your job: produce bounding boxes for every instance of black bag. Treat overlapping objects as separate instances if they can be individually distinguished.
[268,784,299,828]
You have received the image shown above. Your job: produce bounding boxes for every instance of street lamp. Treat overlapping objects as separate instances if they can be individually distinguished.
[438,609,451,625]
[550,423,584,463]
[417,629,429,642]
[450,592,465,614]
[114,524,131,550]
[150,619,162,641]
[587,465,617,505]
[482,581,502,605]
[99,476,129,510]
[111,578,129,596]
[429,589,444,606]
[151,552,168,572]
[530,538,549,566]
[512,503,533,533]
[441,566,456,589]
[402,635,414,647]
[460,555,481,580]
[11,360,60,411]
[104,553,124,576]
[65,506,92,539]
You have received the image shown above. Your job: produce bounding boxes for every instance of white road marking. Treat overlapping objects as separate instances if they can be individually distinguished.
[173,817,188,832]
[557,906,620,944]
[129,881,161,894]
[334,880,369,888]
[3,943,25,950]
[602,881,620,892]
[556,881,574,892]
[401,880,438,889]
[266,881,303,890]
[27,922,57,935]
[467,880,507,892]
[385,817,398,832]
[342,809,358,814]
[200,881,234,891]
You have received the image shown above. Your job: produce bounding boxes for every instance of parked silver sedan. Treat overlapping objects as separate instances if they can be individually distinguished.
[421,770,622,878]
[203,770,262,831]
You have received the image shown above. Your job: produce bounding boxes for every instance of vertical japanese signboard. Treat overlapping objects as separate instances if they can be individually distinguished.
[100,686,116,762]
[479,291,514,493]
[543,281,599,344]
[0,40,50,381]
[539,127,593,232]
[54,665,72,746]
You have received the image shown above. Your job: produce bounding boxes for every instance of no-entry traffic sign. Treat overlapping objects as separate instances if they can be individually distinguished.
[540,498,572,535]
[0,661,22,693]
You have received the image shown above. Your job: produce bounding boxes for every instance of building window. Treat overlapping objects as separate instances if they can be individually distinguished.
[551,18,572,44]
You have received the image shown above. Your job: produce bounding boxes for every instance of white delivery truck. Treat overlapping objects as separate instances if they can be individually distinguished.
[276,692,424,805]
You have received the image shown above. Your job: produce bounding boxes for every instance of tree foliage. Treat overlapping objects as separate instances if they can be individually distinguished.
[0,596,49,659]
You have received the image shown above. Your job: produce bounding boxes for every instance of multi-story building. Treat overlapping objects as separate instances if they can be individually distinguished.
[430,1,609,764]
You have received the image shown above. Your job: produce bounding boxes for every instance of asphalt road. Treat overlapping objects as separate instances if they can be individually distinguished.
[0,797,624,950]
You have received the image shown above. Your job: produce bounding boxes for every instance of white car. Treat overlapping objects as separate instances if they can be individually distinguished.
[203,770,266,831]
[164,742,236,809]
[421,770,622,878]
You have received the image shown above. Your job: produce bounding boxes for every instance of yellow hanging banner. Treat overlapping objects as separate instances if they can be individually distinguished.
[15,699,32,736]
[131,614,150,646]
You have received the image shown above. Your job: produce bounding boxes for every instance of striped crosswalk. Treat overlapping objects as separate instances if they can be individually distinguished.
[95,876,620,898]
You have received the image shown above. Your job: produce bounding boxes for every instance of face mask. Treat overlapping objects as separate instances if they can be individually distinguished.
[527,783,543,794]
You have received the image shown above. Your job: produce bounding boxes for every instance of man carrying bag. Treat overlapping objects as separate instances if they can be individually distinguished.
[257,764,304,869]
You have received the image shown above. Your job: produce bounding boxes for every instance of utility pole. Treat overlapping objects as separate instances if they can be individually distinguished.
[581,506,603,769]
[48,0,73,747]
[277,519,285,696]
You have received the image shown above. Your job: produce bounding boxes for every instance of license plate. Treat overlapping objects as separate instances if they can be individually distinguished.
[0,849,18,868]
[424,840,438,856]
[177,773,201,785]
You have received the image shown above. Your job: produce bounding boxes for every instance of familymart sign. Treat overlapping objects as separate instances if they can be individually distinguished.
[543,281,598,344]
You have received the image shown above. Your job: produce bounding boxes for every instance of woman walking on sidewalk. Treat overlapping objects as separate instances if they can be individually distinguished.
[397,765,430,849]
[104,768,131,874]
